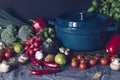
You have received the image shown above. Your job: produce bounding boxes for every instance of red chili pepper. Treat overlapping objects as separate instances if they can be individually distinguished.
[106,34,120,54]
[31,69,61,75]
[30,56,40,67]
[42,61,59,68]
[30,18,46,33]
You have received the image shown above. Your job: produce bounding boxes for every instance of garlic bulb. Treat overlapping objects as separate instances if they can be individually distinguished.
[35,51,44,60]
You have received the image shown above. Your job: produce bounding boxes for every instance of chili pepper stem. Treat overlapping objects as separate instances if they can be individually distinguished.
[29,19,35,23]
[39,65,43,70]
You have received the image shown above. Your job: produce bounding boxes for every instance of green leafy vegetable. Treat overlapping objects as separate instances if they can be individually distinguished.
[88,0,120,23]
[1,24,17,46]
[36,28,55,40]
[18,25,34,41]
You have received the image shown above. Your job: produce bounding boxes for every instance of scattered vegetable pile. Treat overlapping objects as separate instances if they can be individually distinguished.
[0,9,70,75]
[0,8,119,76]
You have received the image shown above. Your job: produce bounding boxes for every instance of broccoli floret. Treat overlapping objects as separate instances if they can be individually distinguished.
[18,25,33,41]
[1,24,17,46]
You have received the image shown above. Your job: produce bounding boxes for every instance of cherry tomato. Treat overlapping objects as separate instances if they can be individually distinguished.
[71,60,78,68]
[71,57,78,62]
[110,55,117,62]
[1,49,6,54]
[3,48,13,59]
[80,58,87,64]
[79,63,87,70]
[85,55,91,61]
[94,55,102,62]
[100,57,109,66]
[104,54,111,61]
[4,51,13,59]
[76,54,84,60]
[89,59,97,66]
[7,48,13,53]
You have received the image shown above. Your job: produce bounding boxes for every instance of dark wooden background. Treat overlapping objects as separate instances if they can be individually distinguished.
[0,0,100,23]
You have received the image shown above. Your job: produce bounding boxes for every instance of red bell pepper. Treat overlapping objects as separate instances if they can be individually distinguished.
[105,34,120,54]
[30,18,46,33]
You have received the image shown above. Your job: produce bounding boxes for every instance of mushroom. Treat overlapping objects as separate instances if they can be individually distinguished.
[18,54,29,64]
[110,58,120,70]
[0,60,11,73]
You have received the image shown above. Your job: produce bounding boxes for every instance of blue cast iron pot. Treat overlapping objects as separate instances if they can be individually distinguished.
[49,12,117,51]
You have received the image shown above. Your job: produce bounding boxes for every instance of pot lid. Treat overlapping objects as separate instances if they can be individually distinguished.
[56,12,108,29]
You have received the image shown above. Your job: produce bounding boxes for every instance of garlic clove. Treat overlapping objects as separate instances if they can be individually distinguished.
[59,47,65,53]
[66,48,70,51]
[35,51,44,60]
[64,50,69,55]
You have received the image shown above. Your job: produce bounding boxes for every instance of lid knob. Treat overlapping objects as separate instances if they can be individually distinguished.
[80,12,83,21]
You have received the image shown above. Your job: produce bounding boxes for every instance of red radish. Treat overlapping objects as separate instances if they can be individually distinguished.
[24,36,43,56]
[36,37,43,42]
[25,40,30,46]
[33,41,40,48]
[26,50,30,56]
[33,48,39,52]
[30,45,34,49]
[28,49,34,56]
[29,38,35,44]
[106,34,120,54]
[24,46,29,50]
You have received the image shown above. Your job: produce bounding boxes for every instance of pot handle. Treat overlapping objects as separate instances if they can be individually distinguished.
[48,20,55,25]
[105,25,117,32]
